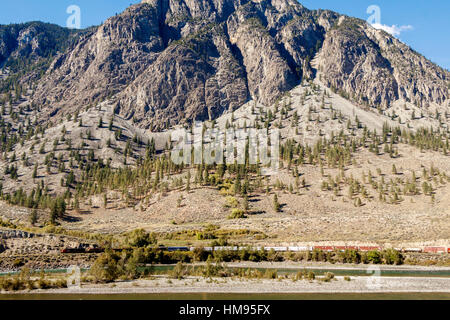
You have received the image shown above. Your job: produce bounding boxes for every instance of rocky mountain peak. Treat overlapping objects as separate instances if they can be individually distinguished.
[1,1,448,130]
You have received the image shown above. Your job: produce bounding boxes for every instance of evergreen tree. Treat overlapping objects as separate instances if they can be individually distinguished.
[273,194,281,212]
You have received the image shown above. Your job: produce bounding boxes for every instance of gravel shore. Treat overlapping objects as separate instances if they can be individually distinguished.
[17,276,450,295]
[195,261,450,271]
[2,262,449,295]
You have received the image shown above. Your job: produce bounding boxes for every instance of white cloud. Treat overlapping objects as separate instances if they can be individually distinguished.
[371,23,413,37]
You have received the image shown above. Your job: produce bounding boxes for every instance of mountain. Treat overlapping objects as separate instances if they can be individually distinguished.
[0,22,82,88]
[0,0,446,130]
[0,0,449,258]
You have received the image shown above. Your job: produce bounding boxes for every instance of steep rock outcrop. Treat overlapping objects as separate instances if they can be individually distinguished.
[115,24,249,129]
[0,0,447,129]
[317,17,449,108]
[31,4,164,120]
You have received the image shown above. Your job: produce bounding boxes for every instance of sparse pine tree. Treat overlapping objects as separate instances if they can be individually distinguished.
[177,194,183,208]
[29,209,38,226]
[273,194,281,212]
[186,171,191,192]
[32,163,38,179]
[392,164,397,175]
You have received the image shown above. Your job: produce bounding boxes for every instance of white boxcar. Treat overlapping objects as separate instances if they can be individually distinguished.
[214,246,238,251]
[404,248,422,252]
[264,247,288,252]
[288,246,311,252]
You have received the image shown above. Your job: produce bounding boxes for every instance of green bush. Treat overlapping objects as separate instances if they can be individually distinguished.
[170,262,187,280]
[263,269,278,279]
[89,250,120,283]
[125,229,157,248]
[225,196,239,208]
[228,208,246,219]
[0,268,67,291]
[382,249,403,265]
[367,250,382,264]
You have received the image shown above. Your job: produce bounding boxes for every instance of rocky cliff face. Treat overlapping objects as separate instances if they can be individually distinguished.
[317,17,449,108]
[1,0,448,129]
[31,4,163,121]
[0,22,75,64]
[0,22,79,83]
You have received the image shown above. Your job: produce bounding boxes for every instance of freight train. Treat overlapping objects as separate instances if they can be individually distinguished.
[61,245,450,254]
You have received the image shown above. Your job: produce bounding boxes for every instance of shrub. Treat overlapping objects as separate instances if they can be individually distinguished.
[367,250,382,264]
[263,269,278,279]
[322,272,335,282]
[89,250,120,283]
[192,247,211,262]
[0,269,67,291]
[225,196,239,208]
[170,262,187,280]
[382,249,403,265]
[306,271,315,280]
[228,208,246,219]
[125,229,157,248]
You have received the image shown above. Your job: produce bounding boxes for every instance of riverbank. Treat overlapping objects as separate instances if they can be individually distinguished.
[192,261,450,271]
[2,275,450,296]
[2,262,450,297]
[3,260,450,275]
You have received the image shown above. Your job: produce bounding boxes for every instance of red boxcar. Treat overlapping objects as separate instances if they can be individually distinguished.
[424,247,446,253]
[313,246,334,252]
[359,246,382,252]
[335,246,358,251]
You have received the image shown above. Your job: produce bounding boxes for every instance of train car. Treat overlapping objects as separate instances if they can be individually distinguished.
[237,246,260,251]
[424,247,446,254]
[264,247,288,252]
[334,246,358,252]
[288,246,311,252]
[188,246,214,252]
[214,246,239,251]
[403,248,422,253]
[238,246,261,251]
[85,247,105,253]
[167,247,189,252]
[313,246,334,252]
[358,246,382,252]
[448,248,450,254]
[61,248,86,254]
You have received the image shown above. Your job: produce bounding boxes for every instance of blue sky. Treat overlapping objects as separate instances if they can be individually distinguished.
[0,0,448,69]
[301,0,450,70]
